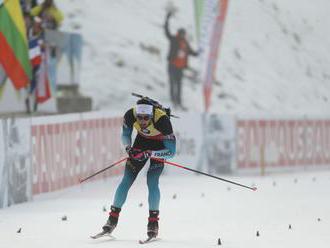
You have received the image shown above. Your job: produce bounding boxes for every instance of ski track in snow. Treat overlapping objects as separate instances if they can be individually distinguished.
[1,170,330,248]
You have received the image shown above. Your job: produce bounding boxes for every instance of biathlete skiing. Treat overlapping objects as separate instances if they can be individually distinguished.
[92,94,176,242]
[87,94,256,243]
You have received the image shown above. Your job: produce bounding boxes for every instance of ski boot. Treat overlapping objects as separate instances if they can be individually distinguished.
[102,205,121,234]
[147,210,159,238]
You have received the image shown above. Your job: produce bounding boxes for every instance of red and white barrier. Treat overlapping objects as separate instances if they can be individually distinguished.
[31,113,124,194]
[237,119,330,171]
[3,111,330,201]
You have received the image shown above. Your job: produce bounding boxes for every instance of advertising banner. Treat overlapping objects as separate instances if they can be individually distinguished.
[237,119,330,171]
[79,113,124,182]
[31,114,81,194]
[0,118,32,208]
[171,113,235,174]
[0,119,8,208]
[200,113,235,174]
[170,113,204,174]
[31,113,124,194]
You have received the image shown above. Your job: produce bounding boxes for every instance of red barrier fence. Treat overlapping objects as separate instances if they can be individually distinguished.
[237,119,330,169]
[31,117,124,194]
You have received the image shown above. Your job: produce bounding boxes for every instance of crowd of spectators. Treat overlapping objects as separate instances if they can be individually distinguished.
[20,0,63,113]
[21,0,63,30]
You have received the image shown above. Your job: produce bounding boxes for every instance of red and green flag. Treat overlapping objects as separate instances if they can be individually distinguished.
[0,0,31,90]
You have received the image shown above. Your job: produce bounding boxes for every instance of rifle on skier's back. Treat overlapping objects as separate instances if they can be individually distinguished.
[132,93,179,119]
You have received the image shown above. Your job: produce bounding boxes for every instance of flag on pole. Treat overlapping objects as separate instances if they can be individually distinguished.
[29,38,42,67]
[36,51,51,103]
[0,0,31,90]
[194,0,229,112]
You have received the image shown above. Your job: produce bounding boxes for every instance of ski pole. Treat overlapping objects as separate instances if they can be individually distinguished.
[79,157,128,183]
[151,157,257,191]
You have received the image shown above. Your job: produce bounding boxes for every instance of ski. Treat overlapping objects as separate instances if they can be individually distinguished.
[90,230,115,239]
[138,237,160,244]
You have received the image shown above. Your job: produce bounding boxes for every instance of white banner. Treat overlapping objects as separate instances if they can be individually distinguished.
[0,118,32,208]
[0,119,8,208]
[170,113,204,174]
[200,113,235,174]
[170,113,235,174]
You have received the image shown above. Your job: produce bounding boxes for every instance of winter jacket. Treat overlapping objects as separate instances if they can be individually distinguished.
[164,15,198,69]
[31,4,64,29]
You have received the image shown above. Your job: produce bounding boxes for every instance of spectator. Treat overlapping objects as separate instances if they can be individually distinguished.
[164,11,199,110]
[20,0,38,13]
[23,11,33,32]
[30,0,63,30]
[25,16,44,113]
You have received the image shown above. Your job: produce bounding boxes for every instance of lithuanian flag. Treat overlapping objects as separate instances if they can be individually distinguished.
[0,0,31,90]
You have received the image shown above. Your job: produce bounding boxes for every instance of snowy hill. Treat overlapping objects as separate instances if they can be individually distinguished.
[56,0,330,115]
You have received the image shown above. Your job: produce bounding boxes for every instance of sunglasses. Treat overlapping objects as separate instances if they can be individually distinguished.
[137,115,152,121]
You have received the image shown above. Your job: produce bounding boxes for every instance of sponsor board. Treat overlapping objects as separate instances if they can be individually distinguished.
[170,113,203,173]
[171,113,235,174]
[31,113,124,194]
[0,118,32,208]
[237,119,330,170]
[0,119,8,208]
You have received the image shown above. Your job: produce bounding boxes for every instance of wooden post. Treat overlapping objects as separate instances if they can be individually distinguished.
[260,144,265,176]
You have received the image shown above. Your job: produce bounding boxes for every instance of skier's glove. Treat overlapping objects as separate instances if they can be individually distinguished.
[126,146,151,162]
[125,145,137,159]
[137,150,152,161]
[125,145,133,155]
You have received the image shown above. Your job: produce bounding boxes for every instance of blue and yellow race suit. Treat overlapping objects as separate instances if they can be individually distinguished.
[112,107,176,211]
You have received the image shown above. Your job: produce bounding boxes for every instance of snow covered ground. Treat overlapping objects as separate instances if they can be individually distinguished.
[1,168,330,248]
[2,4,330,247]
[55,0,330,115]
